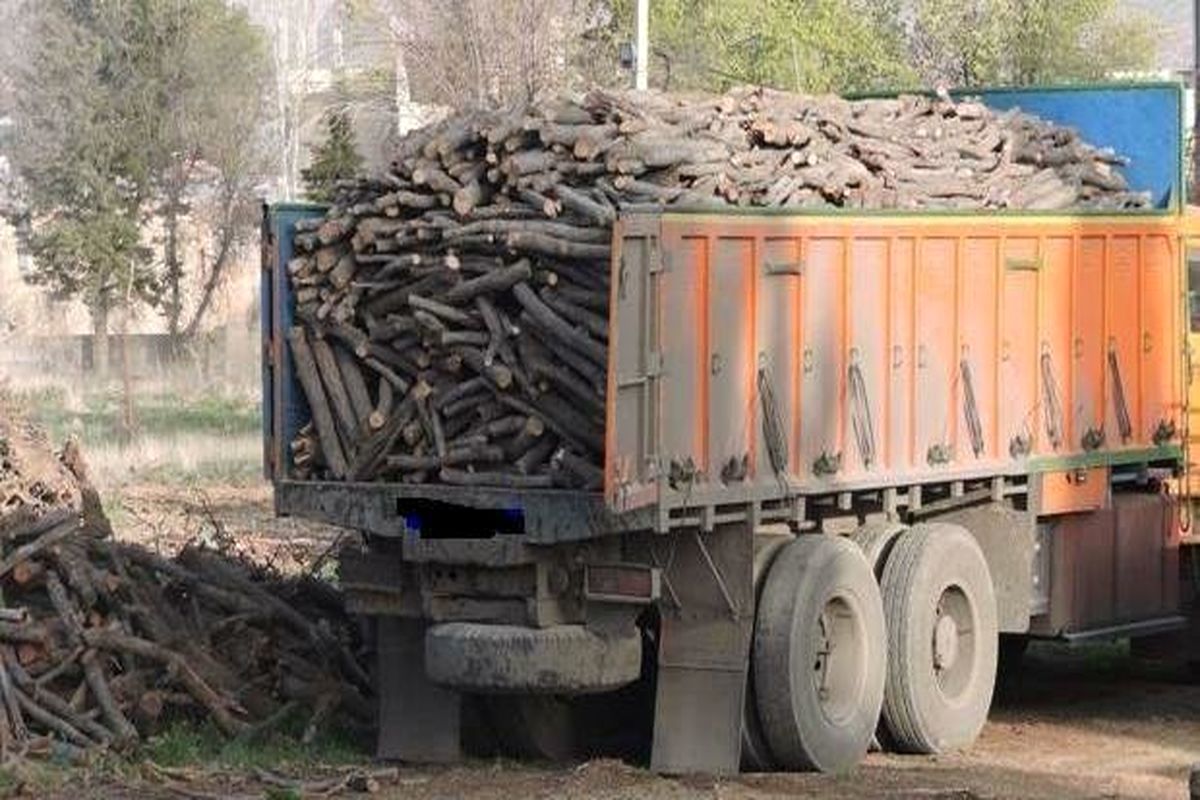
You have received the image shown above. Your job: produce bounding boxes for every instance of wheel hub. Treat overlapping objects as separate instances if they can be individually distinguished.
[933,612,959,670]
[930,585,976,700]
[810,596,866,725]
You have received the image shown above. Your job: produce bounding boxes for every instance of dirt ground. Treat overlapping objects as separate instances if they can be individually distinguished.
[93,482,1200,800]
[107,480,346,569]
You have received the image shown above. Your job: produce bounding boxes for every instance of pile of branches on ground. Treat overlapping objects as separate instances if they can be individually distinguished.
[288,86,1147,489]
[0,414,371,761]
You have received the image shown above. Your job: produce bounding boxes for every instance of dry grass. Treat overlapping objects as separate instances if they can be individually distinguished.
[86,431,262,490]
[1,369,263,491]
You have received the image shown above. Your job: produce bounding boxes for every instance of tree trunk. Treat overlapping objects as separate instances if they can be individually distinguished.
[118,315,136,444]
[91,301,110,382]
[163,186,184,359]
[181,184,240,342]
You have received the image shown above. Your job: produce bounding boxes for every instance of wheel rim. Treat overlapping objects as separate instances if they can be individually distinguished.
[811,594,867,726]
[931,584,976,702]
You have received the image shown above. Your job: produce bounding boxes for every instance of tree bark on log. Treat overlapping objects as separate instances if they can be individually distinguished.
[511,283,607,367]
[311,337,361,446]
[334,344,374,427]
[82,627,249,738]
[288,327,349,479]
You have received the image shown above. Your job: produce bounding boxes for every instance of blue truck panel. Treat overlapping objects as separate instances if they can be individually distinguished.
[263,203,326,482]
[970,84,1183,208]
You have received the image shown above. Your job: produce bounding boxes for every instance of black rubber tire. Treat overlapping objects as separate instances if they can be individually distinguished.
[850,520,907,580]
[425,623,642,693]
[753,535,887,773]
[849,520,907,754]
[740,532,794,772]
[880,522,998,754]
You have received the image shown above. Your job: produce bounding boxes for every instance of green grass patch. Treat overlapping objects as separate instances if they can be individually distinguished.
[135,394,262,438]
[16,390,262,446]
[0,758,73,799]
[126,456,263,487]
[142,718,366,773]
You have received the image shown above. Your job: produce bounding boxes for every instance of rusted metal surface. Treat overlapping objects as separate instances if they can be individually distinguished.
[1041,508,1117,635]
[1032,467,1110,515]
[1033,493,1181,636]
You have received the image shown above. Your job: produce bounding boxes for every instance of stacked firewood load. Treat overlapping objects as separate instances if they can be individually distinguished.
[0,415,370,760]
[288,86,1147,488]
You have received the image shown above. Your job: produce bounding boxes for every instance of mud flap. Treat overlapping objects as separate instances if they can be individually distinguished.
[649,523,753,775]
[377,617,462,762]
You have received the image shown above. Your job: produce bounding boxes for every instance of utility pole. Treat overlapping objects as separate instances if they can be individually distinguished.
[635,0,649,91]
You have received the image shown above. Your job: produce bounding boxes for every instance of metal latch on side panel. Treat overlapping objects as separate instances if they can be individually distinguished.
[617,351,662,388]
[645,351,663,378]
[765,259,804,276]
[649,241,667,274]
[1005,255,1043,272]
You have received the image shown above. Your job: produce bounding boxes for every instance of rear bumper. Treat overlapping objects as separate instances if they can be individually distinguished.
[276,479,653,543]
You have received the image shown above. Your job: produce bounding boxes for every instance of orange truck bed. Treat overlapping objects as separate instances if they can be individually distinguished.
[608,212,1185,522]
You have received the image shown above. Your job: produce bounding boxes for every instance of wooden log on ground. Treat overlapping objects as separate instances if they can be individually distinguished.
[0,648,26,741]
[0,520,80,581]
[81,649,139,744]
[0,507,76,544]
[82,627,250,737]
[14,687,97,748]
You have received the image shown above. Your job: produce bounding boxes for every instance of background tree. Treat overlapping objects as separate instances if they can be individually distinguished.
[367,0,610,109]
[607,0,914,93]
[302,109,365,202]
[7,1,160,380]
[910,0,1160,87]
[4,0,272,360]
[127,0,272,353]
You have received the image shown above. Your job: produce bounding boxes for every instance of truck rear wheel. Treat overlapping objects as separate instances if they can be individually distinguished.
[849,520,907,753]
[880,522,998,754]
[740,531,794,771]
[850,520,907,578]
[752,535,887,772]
